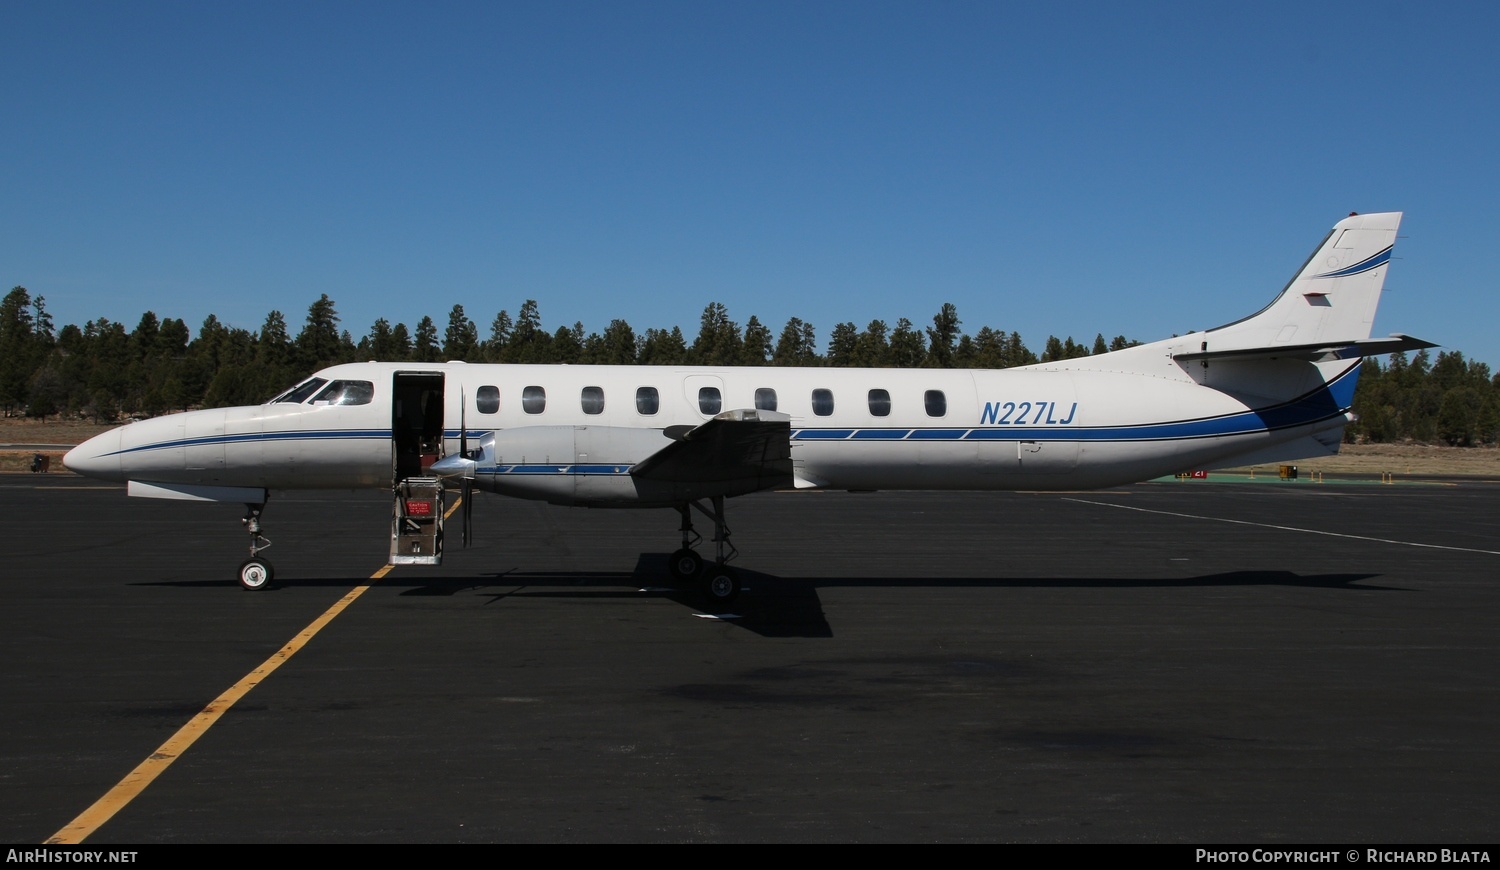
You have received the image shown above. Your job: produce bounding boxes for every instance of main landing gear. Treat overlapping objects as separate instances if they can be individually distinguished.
[669,496,741,609]
[238,502,273,591]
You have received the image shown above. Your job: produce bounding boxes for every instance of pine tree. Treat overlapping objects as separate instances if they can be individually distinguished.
[827,322,859,366]
[297,294,343,368]
[741,315,771,366]
[412,316,440,362]
[855,320,890,367]
[888,318,924,368]
[691,302,742,365]
[0,287,38,413]
[924,303,961,368]
[773,318,818,366]
[443,304,479,360]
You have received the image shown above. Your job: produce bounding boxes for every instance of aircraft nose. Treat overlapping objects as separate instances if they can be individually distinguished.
[63,429,124,482]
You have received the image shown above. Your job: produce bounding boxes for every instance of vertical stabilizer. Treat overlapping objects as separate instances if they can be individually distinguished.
[1208,211,1401,349]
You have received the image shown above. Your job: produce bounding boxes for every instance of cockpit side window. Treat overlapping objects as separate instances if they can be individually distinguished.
[310,380,375,406]
[271,378,328,404]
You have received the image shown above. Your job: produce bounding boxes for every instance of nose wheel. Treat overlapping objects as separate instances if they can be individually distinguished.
[238,502,273,590]
[239,558,274,590]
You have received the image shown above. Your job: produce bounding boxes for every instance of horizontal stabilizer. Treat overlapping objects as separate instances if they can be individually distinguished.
[1172,333,1437,364]
[631,409,792,494]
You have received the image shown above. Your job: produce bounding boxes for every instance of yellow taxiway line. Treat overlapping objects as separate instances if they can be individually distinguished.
[48,494,468,843]
[44,559,409,843]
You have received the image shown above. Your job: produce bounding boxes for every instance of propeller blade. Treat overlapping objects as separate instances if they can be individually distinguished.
[459,388,469,460]
[463,478,474,547]
[459,391,473,547]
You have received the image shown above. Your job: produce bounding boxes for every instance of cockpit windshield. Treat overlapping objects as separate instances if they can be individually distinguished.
[269,377,375,406]
[310,380,374,406]
[269,377,328,404]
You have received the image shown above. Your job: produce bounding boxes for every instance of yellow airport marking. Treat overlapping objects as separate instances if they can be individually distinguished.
[47,564,395,844]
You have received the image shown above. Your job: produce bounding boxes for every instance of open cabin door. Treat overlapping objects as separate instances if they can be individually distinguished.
[390,372,445,565]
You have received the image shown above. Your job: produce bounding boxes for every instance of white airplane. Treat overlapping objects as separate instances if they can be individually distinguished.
[65,211,1433,606]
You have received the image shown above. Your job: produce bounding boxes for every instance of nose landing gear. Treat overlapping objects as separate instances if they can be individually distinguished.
[238,502,273,590]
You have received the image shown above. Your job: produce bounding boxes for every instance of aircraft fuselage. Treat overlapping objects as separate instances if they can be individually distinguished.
[64,356,1358,507]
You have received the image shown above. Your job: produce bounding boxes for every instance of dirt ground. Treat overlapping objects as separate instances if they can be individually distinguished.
[3,416,1499,478]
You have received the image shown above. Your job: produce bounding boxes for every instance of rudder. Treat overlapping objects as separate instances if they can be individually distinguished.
[1208,211,1402,349]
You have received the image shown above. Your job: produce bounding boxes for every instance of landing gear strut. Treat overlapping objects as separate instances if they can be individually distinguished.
[667,504,705,583]
[671,496,740,608]
[238,501,273,590]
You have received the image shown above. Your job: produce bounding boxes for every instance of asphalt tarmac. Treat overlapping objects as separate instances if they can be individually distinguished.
[4,475,1498,843]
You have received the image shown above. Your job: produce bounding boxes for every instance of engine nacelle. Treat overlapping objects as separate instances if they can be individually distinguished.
[476,425,676,506]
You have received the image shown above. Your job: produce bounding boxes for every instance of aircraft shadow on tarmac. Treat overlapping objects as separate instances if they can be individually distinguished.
[131,555,1391,639]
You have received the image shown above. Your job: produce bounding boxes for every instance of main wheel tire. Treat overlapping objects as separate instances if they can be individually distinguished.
[238,558,273,591]
[702,566,740,609]
[668,548,704,582]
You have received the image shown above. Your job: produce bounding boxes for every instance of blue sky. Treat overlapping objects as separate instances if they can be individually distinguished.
[3,2,1496,366]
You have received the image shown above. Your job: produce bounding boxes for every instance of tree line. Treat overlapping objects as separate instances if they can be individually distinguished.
[2,285,1493,446]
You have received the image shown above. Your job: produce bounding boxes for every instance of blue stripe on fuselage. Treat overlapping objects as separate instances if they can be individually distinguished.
[103,428,390,457]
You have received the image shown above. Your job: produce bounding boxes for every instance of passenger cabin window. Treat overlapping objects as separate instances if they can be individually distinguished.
[925,390,947,417]
[755,388,778,411]
[867,389,891,417]
[310,380,374,406]
[272,377,327,404]
[698,387,722,415]
[522,386,546,414]
[476,385,500,414]
[581,386,605,415]
[636,386,660,415]
[812,388,834,416]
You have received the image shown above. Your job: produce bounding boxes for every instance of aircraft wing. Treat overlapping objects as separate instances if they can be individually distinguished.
[1172,333,1438,363]
[630,408,793,496]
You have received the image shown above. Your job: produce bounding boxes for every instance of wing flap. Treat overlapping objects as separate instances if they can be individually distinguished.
[630,409,793,496]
